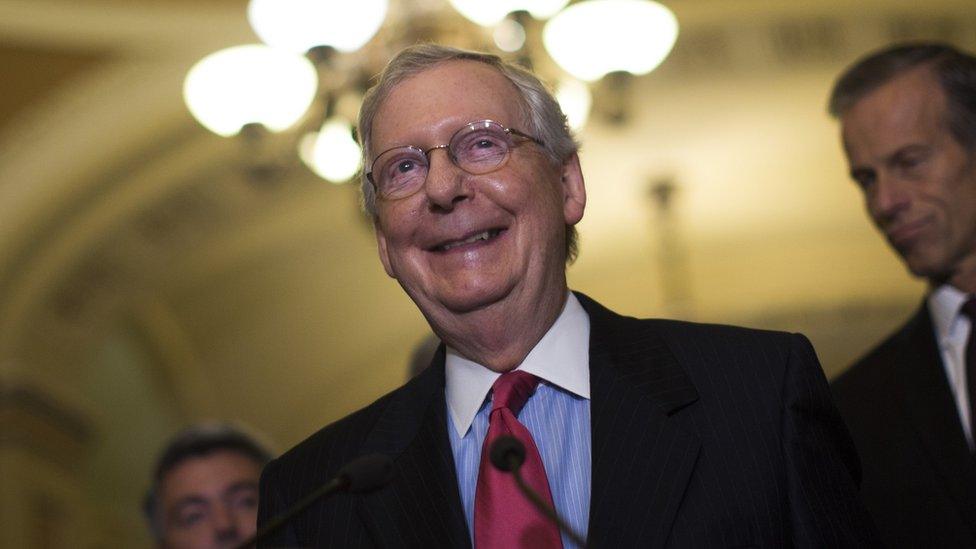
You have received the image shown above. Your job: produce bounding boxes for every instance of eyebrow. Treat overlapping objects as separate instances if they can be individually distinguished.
[223,481,259,498]
[848,142,931,178]
[886,143,930,161]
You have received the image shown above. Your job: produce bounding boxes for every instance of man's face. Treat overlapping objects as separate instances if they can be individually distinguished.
[157,450,262,549]
[370,60,585,323]
[841,66,976,288]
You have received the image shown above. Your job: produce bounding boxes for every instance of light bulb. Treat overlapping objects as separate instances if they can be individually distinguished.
[184,44,318,137]
[300,118,362,183]
[544,0,678,82]
[494,19,527,52]
[449,0,570,27]
[248,0,388,53]
[556,78,592,130]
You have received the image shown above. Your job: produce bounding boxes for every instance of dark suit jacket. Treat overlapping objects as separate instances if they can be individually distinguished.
[259,294,878,548]
[832,303,976,547]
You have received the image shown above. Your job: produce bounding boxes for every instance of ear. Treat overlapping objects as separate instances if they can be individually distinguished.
[374,221,397,278]
[560,153,586,225]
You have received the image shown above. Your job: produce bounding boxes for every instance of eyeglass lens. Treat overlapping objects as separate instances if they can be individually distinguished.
[373,121,515,199]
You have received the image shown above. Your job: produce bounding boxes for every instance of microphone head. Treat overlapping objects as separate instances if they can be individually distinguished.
[489,436,526,472]
[338,454,395,494]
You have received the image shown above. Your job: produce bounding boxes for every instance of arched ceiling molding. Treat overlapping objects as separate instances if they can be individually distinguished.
[0,121,233,353]
[0,0,252,55]
[129,296,219,420]
[0,361,98,473]
[164,177,366,297]
[0,0,254,274]
[0,59,196,279]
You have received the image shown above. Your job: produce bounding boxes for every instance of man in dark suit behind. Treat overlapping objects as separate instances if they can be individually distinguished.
[828,42,976,547]
[257,44,877,548]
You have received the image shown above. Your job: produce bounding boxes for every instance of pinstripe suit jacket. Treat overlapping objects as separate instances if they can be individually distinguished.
[832,304,976,547]
[258,293,878,547]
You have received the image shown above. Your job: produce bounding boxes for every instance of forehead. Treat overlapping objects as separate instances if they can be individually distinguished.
[159,451,262,502]
[372,60,525,151]
[841,66,949,153]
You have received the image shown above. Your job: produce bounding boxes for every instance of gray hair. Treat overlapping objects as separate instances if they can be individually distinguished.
[357,43,581,263]
[142,423,274,543]
[828,42,976,149]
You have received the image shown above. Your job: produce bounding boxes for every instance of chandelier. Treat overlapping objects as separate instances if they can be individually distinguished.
[183,0,679,185]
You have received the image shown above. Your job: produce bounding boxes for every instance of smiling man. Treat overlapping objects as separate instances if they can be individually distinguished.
[828,43,976,547]
[258,44,877,548]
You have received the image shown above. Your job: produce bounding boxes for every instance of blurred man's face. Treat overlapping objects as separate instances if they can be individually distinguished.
[841,66,976,289]
[157,450,262,549]
[370,60,585,327]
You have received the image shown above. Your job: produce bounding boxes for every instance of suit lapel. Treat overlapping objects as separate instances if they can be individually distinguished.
[896,306,976,532]
[357,347,471,548]
[577,293,701,547]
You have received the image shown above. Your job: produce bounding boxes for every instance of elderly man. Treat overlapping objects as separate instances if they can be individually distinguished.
[258,44,877,548]
[829,43,976,547]
[144,423,273,549]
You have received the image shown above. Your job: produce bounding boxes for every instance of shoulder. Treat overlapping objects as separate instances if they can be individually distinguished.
[262,364,440,494]
[830,311,923,425]
[650,317,799,353]
[649,318,814,400]
[579,291,801,362]
[263,386,397,491]
[577,292,810,393]
[647,318,804,376]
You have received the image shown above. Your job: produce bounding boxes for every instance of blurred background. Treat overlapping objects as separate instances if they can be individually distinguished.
[1,0,972,546]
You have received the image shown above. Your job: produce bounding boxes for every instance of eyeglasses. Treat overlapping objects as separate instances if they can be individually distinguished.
[366,120,544,200]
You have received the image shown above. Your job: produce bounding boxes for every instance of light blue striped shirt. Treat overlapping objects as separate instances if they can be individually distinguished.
[446,293,591,549]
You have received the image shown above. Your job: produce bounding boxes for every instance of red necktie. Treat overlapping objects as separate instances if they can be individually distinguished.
[962,297,976,447]
[474,371,562,548]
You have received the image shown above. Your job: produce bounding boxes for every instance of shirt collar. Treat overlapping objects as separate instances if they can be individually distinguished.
[445,292,591,438]
[928,284,971,344]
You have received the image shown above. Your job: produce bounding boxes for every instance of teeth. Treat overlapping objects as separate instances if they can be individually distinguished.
[441,230,496,251]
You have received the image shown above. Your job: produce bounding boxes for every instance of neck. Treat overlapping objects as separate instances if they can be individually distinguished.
[946,276,976,294]
[933,256,976,294]
[431,287,569,373]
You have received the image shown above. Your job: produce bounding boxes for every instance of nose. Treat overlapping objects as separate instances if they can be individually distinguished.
[868,173,910,224]
[212,503,240,544]
[423,147,471,211]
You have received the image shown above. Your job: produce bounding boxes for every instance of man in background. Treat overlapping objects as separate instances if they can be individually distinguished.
[144,423,273,549]
[829,42,976,546]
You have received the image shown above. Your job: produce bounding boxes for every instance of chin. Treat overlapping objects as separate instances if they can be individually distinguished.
[904,255,950,282]
[437,292,505,314]
[431,282,515,314]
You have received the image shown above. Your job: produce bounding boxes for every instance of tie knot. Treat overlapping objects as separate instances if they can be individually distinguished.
[490,370,540,416]
[962,296,976,320]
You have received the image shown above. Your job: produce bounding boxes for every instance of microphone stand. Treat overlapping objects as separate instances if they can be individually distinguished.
[234,477,347,549]
[235,453,394,549]
[503,454,588,548]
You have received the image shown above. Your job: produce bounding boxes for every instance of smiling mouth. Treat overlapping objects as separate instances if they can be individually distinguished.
[887,218,929,248]
[433,228,505,252]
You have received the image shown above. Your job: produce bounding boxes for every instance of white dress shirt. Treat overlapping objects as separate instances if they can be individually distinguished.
[445,292,591,436]
[928,284,975,450]
[445,291,591,548]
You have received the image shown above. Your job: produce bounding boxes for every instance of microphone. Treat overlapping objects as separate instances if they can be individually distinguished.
[489,436,587,548]
[489,435,525,472]
[237,453,394,549]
